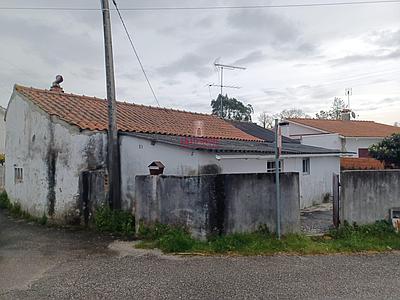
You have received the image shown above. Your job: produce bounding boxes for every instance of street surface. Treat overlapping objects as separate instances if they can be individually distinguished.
[1,210,400,299]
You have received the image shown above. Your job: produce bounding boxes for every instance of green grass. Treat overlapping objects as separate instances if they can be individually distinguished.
[94,204,135,236]
[136,221,400,255]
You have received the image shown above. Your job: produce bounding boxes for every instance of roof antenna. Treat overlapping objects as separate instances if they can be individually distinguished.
[213,61,246,118]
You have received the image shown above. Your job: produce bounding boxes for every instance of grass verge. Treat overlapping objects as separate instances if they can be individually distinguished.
[136,221,400,255]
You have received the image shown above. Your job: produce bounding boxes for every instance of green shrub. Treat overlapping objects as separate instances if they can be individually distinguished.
[9,202,22,217]
[157,227,196,252]
[94,205,135,236]
[0,191,10,209]
[329,220,395,239]
[39,213,48,225]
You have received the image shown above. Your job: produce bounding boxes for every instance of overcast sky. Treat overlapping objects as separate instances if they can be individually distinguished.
[0,0,399,124]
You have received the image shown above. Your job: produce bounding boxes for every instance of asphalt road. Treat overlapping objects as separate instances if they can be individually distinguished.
[1,210,400,300]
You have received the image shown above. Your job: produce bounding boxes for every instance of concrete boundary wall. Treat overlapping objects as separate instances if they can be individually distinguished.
[341,170,400,224]
[135,173,300,239]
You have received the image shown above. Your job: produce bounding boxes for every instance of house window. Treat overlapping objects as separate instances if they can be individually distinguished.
[14,167,23,183]
[302,158,310,175]
[267,160,283,173]
[358,148,370,158]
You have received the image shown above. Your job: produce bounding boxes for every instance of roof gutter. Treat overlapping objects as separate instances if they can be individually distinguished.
[216,153,342,160]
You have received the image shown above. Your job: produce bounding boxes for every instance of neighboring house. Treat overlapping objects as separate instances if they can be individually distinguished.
[0,106,6,154]
[229,121,340,207]
[282,118,400,158]
[5,84,341,222]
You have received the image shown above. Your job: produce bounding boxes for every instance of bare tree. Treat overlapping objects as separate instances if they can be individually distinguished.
[279,108,308,120]
[258,111,275,128]
[315,97,346,120]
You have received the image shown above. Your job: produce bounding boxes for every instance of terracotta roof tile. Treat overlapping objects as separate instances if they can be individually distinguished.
[287,118,400,137]
[341,158,384,170]
[14,85,260,141]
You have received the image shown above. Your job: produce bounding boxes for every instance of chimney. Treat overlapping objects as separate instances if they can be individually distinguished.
[50,75,64,93]
[341,108,351,121]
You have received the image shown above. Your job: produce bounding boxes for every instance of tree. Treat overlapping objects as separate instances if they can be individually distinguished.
[279,108,308,119]
[211,94,253,121]
[369,133,400,168]
[257,108,308,128]
[258,111,274,128]
[315,97,346,120]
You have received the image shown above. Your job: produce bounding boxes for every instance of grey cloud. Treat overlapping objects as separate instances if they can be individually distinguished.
[157,9,316,80]
[227,10,298,43]
[330,48,400,65]
[156,53,212,78]
[367,29,400,47]
[233,50,266,65]
[381,97,400,104]
[163,79,181,86]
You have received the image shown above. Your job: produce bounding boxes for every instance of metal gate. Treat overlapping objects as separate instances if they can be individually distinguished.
[79,169,108,225]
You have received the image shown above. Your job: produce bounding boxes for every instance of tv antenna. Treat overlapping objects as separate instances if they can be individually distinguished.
[214,60,246,118]
[345,88,352,108]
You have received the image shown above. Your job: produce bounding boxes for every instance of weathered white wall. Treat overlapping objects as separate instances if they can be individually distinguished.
[342,137,382,157]
[282,122,326,139]
[285,156,340,208]
[218,155,340,208]
[0,107,6,154]
[120,135,217,210]
[5,92,107,220]
[301,134,341,151]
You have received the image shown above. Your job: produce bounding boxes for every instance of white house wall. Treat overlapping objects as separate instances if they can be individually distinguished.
[119,135,218,210]
[301,134,341,151]
[0,108,6,154]
[285,156,340,208]
[5,92,107,220]
[282,122,325,139]
[342,137,382,157]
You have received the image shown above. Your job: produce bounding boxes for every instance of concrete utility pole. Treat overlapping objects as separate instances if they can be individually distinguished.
[101,0,121,209]
[274,119,281,239]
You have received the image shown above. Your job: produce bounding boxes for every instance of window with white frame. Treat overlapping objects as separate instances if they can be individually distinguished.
[302,158,310,175]
[14,167,23,183]
[266,160,283,173]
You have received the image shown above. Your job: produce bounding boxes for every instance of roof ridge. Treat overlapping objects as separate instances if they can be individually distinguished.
[15,84,216,118]
[288,117,375,123]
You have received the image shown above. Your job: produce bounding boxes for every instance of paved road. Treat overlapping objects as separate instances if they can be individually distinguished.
[1,210,400,299]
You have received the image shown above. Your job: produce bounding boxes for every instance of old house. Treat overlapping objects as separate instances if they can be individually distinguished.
[5,83,341,222]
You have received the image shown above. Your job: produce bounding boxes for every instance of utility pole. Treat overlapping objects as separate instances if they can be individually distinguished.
[101,0,121,209]
[274,119,281,240]
[214,62,246,118]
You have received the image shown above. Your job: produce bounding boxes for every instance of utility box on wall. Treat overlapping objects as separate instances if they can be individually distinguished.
[148,161,165,175]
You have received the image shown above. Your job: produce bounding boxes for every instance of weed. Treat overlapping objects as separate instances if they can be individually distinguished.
[0,191,10,209]
[136,220,400,255]
[94,205,135,236]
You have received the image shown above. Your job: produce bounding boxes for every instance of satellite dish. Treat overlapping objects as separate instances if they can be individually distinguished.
[351,111,356,119]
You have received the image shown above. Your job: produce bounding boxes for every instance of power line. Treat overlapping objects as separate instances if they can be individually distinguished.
[112,0,160,107]
[0,0,400,11]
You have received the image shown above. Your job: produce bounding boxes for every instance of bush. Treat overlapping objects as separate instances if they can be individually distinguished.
[137,222,196,253]
[0,191,10,209]
[157,227,196,252]
[94,205,135,236]
[9,202,22,218]
[329,220,395,239]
